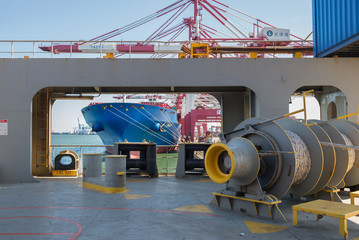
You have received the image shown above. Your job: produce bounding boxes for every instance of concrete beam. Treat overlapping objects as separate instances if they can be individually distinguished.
[0,58,358,182]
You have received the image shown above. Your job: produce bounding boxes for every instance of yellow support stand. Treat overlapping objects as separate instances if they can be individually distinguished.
[292,199,359,238]
[314,188,340,202]
[350,190,359,205]
[190,43,209,58]
[211,192,286,222]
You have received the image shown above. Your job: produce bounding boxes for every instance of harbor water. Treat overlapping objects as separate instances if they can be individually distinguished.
[51,134,177,174]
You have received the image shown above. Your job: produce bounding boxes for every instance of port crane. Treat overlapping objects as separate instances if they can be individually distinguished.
[39,0,312,58]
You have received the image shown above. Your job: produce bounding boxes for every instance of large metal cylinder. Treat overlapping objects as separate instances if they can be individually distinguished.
[205,117,359,199]
[205,138,259,185]
[83,153,103,178]
[104,155,126,188]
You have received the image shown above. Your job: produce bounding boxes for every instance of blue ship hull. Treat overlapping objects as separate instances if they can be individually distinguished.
[81,103,181,149]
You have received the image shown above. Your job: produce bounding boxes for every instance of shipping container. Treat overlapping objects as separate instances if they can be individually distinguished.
[313,0,359,57]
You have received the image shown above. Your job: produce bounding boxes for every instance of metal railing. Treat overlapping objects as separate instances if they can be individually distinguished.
[50,144,179,176]
[0,40,313,59]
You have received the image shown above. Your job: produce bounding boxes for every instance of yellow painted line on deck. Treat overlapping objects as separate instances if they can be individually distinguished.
[82,182,129,194]
[195,179,211,183]
[351,237,359,240]
[124,193,152,200]
[127,179,151,183]
[173,205,213,213]
[244,221,288,234]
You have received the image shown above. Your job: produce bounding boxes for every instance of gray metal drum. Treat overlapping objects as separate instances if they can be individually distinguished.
[105,155,127,188]
[83,153,103,178]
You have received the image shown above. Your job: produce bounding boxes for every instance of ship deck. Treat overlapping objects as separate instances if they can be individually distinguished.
[1,176,359,240]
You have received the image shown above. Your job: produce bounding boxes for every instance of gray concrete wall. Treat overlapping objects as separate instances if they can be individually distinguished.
[0,58,358,182]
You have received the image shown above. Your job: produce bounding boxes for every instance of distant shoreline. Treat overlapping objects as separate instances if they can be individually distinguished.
[52,132,96,135]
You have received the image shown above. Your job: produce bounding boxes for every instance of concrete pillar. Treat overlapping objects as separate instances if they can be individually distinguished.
[221,92,246,133]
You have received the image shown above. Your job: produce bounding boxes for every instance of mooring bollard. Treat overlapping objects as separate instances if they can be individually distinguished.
[83,153,103,178]
[104,155,127,188]
[113,142,158,178]
[176,143,211,178]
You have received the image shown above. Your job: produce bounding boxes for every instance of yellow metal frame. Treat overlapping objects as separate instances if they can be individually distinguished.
[190,43,209,58]
[293,199,359,238]
[211,192,286,222]
[249,52,257,58]
[307,105,359,127]
[294,52,303,58]
[350,190,359,205]
[104,53,114,59]
[281,89,313,124]
[178,53,187,58]
[314,188,340,202]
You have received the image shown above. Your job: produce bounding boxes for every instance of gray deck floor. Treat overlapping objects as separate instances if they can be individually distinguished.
[0,176,359,240]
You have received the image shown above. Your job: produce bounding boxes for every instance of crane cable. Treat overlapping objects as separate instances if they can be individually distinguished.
[86,0,187,43]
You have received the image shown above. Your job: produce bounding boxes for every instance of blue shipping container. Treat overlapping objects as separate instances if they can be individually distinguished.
[313,0,359,57]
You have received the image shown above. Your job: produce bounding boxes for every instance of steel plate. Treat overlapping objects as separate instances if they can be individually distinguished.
[318,122,349,187]
[331,120,359,187]
[307,123,336,195]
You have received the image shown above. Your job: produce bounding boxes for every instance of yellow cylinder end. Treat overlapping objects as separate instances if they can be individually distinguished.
[205,143,234,184]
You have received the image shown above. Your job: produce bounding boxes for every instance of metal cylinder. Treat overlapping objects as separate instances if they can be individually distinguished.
[83,153,103,178]
[205,137,260,185]
[104,155,127,188]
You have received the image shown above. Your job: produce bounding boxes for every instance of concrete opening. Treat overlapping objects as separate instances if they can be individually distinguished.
[327,102,338,119]
[291,86,347,121]
[31,87,259,177]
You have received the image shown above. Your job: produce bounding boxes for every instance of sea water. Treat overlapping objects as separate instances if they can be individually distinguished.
[51,134,106,156]
[51,134,106,173]
[51,134,177,174]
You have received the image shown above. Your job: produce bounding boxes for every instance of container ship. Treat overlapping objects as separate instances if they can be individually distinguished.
[81,98,181,151]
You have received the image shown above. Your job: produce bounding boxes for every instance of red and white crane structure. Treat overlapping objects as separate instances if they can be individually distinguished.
[39,0,312,57]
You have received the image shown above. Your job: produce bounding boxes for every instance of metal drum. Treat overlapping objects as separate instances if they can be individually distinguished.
[83,153,103,178]
[104,155,127,188]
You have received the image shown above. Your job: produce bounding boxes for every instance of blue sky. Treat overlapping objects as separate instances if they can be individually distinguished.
[1,0,313,132]
[1,0,312,40]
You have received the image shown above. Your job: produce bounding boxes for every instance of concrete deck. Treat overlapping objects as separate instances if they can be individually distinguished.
[0,176,359,240]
